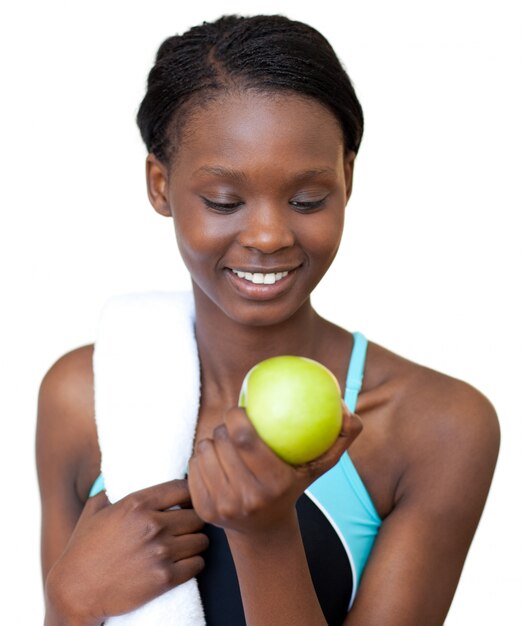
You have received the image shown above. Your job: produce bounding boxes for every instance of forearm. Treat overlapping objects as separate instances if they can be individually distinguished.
[44,605,94,626]
[44,602,99,626]
[44,604,103,626]
[44,566,103,626]
[226,510,328,626]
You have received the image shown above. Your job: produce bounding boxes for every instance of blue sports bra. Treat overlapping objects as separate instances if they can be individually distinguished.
[89,331,382,623]
[305,331,382,609]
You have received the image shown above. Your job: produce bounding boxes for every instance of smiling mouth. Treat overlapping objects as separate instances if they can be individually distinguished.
[224,266,300,300]
[230,269,289,285]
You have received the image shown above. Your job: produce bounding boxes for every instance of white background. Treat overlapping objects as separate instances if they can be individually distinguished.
[1,1,521,623]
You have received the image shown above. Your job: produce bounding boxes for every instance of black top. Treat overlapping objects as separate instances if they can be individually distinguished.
[197,492,353,625]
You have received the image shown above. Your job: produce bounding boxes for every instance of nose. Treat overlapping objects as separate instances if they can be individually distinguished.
[236,202,296,254]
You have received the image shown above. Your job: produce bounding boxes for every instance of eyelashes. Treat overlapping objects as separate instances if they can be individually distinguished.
[289,198,327,211]
[201,196,328,214]
[202,198,242,213]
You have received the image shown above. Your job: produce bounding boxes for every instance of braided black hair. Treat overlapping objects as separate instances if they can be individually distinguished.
[136,14,364,165]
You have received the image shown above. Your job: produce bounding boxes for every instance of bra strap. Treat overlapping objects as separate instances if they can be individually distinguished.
[344,332,368,413]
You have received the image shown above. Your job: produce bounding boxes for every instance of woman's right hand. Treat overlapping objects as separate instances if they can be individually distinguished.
[45,478,209,626]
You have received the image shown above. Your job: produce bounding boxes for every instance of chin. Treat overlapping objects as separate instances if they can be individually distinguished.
[193,280,316,328]
[223,294,313,329]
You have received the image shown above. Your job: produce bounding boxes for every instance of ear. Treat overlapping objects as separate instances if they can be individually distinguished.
[343,150,356,203]
[145,154,171,217]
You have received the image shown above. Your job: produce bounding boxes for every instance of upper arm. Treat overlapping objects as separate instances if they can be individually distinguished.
[344,380,500,626]
[36,344,100,583]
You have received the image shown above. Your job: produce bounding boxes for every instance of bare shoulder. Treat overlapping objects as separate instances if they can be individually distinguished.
[402,353,498,469]
[36,344,100,504]
[367,340,500,505]
[340,341,501,623]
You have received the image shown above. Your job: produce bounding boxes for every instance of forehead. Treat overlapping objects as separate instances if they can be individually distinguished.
[172,90,344,175]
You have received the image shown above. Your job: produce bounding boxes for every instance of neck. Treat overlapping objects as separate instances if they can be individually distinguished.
[192,286,328,409]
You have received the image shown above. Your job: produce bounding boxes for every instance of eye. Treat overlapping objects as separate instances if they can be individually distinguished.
[289,196,329,212]
[201,197,243,213]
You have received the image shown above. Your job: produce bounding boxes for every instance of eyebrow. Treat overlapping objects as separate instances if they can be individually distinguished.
[192,165,336,183]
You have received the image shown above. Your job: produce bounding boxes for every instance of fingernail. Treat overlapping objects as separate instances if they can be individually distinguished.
[214,424,228,440]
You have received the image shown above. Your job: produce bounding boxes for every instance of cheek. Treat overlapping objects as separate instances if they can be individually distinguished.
[173,207,231,271]
[303,212,345,268]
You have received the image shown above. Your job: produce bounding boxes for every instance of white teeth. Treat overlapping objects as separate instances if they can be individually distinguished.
[231,269,290,284]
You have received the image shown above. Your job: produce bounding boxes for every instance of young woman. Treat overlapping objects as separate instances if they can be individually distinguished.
[37,14,500,626]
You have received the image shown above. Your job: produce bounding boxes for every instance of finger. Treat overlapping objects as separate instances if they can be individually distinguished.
[169,555,206,587]
[124,479,191,511]
[212,423,260,488]
[166,532,210,562]
[223,407,294,483]
[187,455,214,521]
[155,507,206,535]
[193,437,235,500]
[323,405,363,462]
[330,410,363,458]
[303,405,363,476]
[80,490,110,517]
[340,400,363,443]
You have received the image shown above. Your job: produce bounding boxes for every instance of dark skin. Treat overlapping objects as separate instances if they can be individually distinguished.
[37,91,500,626]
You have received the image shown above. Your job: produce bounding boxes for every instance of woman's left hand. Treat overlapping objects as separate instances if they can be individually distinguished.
[187,401,362,537]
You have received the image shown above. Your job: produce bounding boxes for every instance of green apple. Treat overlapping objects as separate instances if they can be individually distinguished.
[238,356,342,465]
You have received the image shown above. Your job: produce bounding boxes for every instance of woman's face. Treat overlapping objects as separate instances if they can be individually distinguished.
[147,90,355,327]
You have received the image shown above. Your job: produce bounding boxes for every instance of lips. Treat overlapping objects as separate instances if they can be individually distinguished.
[227,265,300,274]
[224,266,300,300]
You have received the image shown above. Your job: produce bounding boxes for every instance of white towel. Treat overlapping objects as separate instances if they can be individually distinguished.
[93,290,206,625]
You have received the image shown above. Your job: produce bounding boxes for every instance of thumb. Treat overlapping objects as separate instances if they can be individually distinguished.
[340,400,363,445]
[323,401,363,463]
[81,490,111,518]
[302,401,363,479]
